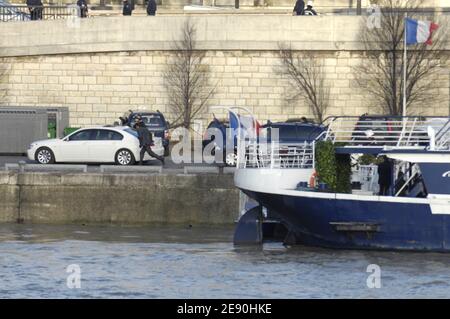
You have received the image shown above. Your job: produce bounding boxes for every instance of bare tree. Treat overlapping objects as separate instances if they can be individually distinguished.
[277,43,330,123]
[164,19,215,129]
[355,0,448,115]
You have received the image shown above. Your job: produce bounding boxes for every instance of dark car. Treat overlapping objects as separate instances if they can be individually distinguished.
[262,120,326,143]
[127,111,170,156]
[202,118,238,166]
[202,118,229,148]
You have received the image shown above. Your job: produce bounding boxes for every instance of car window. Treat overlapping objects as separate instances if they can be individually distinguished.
[273,126,298,140]
[207,121,218,129]
[143,115,164,126]
[110,131,123,140]
[130,114,164,127]
[93,130,123,141]
[124,128,138,138]
[266,126,290,141]
[296,126,323,140]
[69,130,94,141]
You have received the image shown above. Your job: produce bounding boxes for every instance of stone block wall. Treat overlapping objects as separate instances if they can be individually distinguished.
[1,50,448,128]
[0,15,449,129]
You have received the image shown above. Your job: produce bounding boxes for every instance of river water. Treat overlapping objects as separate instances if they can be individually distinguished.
[0,223,449,299]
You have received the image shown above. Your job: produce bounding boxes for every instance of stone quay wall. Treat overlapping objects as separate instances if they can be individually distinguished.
[0,170,239,225]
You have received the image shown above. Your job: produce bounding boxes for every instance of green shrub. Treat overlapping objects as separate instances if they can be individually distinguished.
[315,141,337,190]
[357,154,377,165]
[315,141,352,193]
[336,154,352,193]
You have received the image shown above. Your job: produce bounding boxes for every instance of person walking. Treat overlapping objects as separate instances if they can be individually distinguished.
[304,1,318,15]
[135,119,165,165]
[76,0,88,18]
[292,0,305,15]
[27,0,43,20]
[146,0,157,16]
[122,0,133,16]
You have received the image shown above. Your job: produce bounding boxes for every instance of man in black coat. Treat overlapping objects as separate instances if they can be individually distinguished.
[122,0,132,16]
[27,0,43,20]
[378,156,392,196]
[147,0,157,16]
[293,0,305,15]
[135,119,165,165]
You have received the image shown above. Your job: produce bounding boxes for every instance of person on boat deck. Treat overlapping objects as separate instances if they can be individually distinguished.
[394,169,406,195]
[378,156,392,196]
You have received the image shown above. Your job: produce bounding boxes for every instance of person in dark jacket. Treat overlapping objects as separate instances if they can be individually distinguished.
[76,0,88,18]
[292,0,305,15]
[378,156,392,196]
[27,0,43,20]
[136,119,164,165]
[122,0,132,16]
[304,1,318,15]
[147,0,157,16]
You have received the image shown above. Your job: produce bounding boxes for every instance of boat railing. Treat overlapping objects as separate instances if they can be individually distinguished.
[235,116,450,170]
[238,140,315,169]
[322,116,449,149]
[435,119,450,150]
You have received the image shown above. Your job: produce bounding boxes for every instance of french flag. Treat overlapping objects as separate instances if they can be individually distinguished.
[406,18,439,45]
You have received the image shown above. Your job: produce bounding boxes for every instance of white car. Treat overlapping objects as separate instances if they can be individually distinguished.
[27,126,164,165]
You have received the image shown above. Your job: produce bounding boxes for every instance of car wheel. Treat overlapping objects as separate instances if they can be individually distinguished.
[115,149,135,166]
[35,147,55,164]
[225,152,237,167]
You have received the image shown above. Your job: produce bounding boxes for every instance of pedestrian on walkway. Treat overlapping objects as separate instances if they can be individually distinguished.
[27,0,43,20]
[136,119,165,165]
[122,0,133,16]
[147,0,157,16]
[304,1,318,15]
[76,0,88,18]
[292,0,305,15]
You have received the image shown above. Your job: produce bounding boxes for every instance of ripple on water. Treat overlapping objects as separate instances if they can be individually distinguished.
[1,224,450,298]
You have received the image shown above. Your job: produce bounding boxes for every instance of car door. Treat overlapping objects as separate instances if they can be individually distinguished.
[88,129,124,162]
[58,129,94,162]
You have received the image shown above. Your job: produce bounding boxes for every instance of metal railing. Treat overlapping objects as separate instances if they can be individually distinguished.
[0,5,75,22]
[322,116,450,150]
[236,116,450,170]
[238,140,314,169]
[435,119,450,150]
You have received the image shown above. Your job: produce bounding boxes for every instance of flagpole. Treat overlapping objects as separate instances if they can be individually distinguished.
[403,13,407,126]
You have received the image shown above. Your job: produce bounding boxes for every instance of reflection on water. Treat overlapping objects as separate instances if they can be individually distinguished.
[0,223,450,298]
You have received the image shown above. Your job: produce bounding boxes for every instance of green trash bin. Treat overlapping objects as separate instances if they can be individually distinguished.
[48,123,56,139]
[63,127,81,137]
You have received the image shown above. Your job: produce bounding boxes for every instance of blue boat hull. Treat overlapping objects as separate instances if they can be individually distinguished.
[243,190,450,252]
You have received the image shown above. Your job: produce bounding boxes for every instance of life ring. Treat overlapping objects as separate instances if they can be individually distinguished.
[309,170,318,188]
